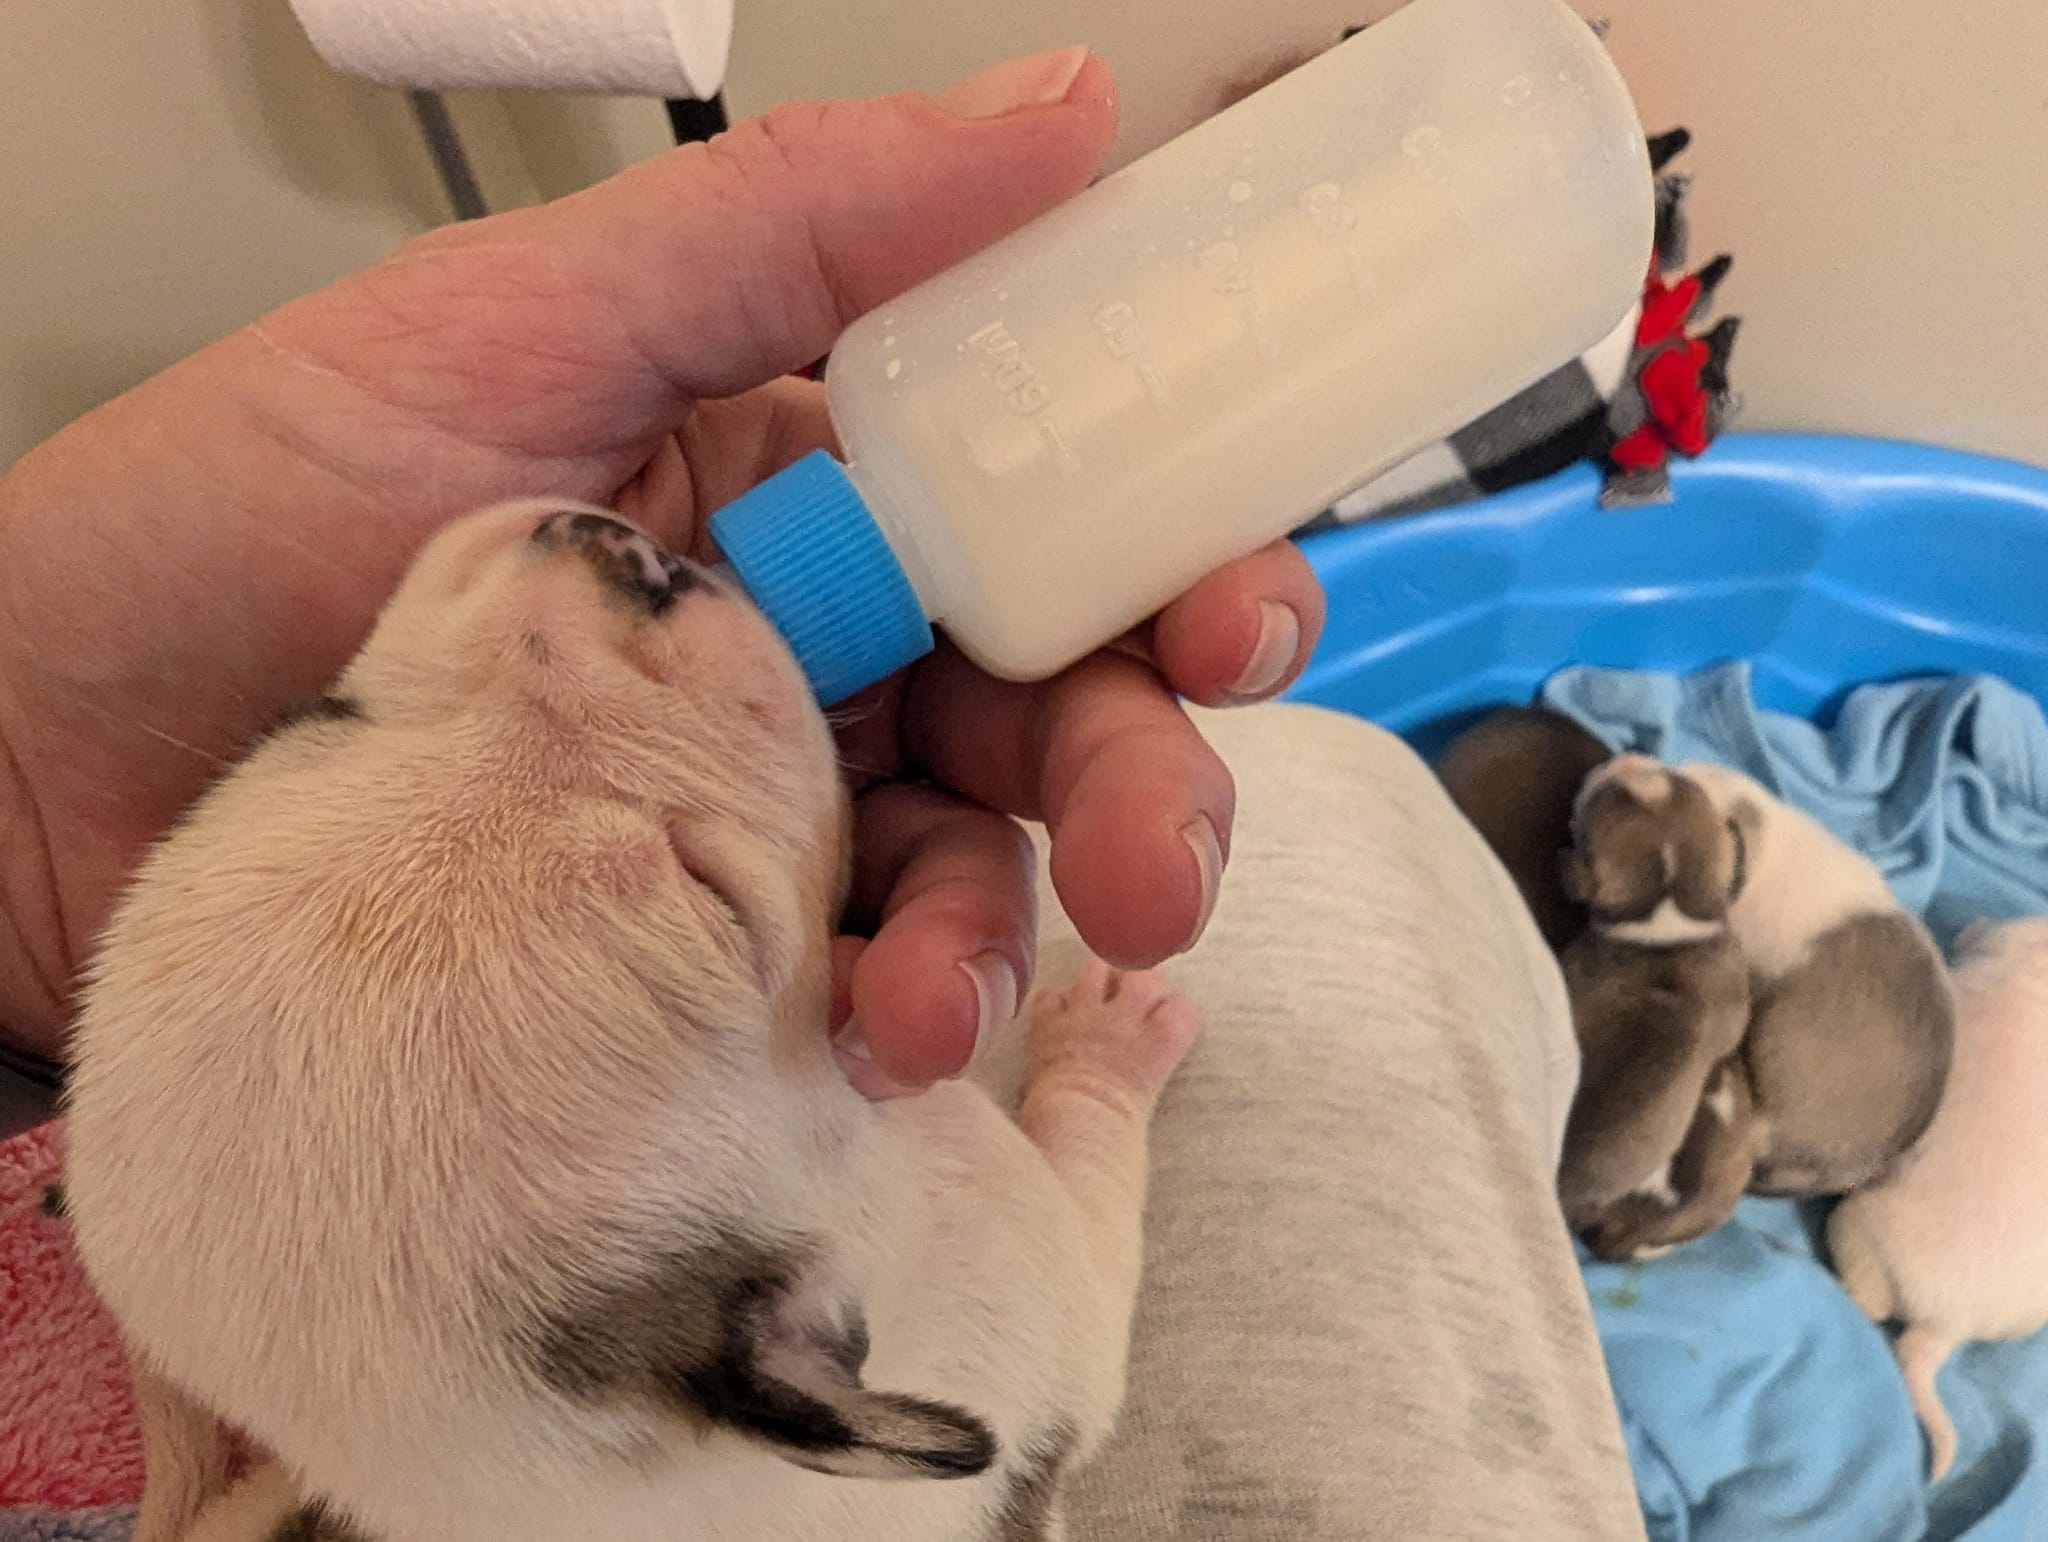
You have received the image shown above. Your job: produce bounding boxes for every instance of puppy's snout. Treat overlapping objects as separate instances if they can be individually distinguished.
[531,509,696,616]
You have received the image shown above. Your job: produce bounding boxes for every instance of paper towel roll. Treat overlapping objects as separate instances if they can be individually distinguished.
[287,0,734,98]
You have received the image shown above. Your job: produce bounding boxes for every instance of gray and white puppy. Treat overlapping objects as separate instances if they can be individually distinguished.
[60,502,1200,1542]
[1555,756,1754,1257]
[1580,1055,1767,1262]
[1436,706,1613,950]
[1676,761,1954,1196]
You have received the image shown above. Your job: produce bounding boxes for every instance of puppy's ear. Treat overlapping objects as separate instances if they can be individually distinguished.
[1558,847,1596,905]
[527,1235,996,1482]
[1724,799,1765,896]
[1718,813,1753,907]
[1673,822,1742,920]
[690,1278,997,1482]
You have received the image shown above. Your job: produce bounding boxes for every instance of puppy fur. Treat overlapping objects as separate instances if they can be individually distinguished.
[1435,706,1613,951]
[1555,757,1753,1257]
[60,502,1199,1542]
[1580,1056,1766,1261]
[1676,761,1954,1196]
[1827,916,2048,1482]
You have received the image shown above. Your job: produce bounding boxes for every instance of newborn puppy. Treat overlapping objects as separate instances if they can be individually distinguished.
[1555,757,1753,1257]
[1827,916,2048,1482]
[1436,706,1613,950]
[1677,761,1954,1196]
[1580,1055,1766,1261]
[61,502,1200,1542]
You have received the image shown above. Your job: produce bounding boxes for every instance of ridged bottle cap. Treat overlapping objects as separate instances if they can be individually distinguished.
[708,450,934,705]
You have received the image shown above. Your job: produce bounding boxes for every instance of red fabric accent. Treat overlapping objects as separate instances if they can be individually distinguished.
[1610,243,1721,477]
[1636,268,1701,351]
[1640,340,1714,458]
[1605,154,1732,483]
[1609,421,1672,473]
[1611,336,1714,475]
[0,1123,144,1507]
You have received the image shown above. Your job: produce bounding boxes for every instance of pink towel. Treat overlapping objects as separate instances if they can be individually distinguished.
[0,1122,145,1521]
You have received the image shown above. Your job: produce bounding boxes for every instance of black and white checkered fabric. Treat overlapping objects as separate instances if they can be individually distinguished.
[1295,126,1739,533]
[1294,297,1644,533]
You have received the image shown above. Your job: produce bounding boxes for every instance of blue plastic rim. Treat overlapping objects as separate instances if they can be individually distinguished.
[1284,432,2048,756]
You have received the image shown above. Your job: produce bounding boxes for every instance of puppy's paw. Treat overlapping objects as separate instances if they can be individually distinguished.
[1028,960,1200,1106]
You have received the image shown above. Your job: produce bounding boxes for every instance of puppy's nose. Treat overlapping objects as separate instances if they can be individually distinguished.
[531,510,695,616]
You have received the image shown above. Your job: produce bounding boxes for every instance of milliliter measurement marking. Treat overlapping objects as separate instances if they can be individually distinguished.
[1401,124,1477,232]
[1299,182,1378,300]
[967,318,1079,477]
[1039,418,1081,478]
[1093,301,1173,410]
[1200,242,1278,359]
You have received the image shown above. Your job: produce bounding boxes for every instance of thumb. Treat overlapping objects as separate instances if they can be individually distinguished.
[534,48,1117,399]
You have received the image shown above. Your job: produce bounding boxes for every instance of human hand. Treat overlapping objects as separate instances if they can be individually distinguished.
[0,48,1323,1091]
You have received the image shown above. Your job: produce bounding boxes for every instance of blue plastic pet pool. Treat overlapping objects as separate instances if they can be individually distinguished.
[1287,432,2048,756]
[1287,431,2048,1542]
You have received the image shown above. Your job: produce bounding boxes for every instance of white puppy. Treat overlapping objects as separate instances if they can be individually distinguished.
[60,502,1199,1542]
[1827,916,2048,1483]
[1675,761,1953,1195]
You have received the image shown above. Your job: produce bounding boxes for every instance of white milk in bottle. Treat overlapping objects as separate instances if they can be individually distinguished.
[711,0,1653,703]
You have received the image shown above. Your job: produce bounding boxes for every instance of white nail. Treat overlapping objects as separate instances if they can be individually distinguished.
[1179,814,1223,952]
[1227,602,1302,699]
[830,1019,920,1102]
[960,950,1020,1068]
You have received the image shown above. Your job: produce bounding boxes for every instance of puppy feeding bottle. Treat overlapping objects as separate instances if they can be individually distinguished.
[709,0,1654,704]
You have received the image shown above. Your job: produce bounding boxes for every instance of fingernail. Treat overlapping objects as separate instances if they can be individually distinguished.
[1178,814,1223,952]
[940,45,1091,119]
[959,950,1020,1068]
[830,1019,923,1102]
[1226,602,1302,700]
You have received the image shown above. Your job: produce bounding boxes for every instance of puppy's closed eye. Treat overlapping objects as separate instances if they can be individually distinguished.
[269,694,366,736]
[269,1499,373,1541]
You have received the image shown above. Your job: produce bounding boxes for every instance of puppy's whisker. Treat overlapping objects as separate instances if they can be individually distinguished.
[822,701,878,732]
[834,753,897,794]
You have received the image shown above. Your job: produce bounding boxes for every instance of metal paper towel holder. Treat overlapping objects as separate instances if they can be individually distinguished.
[283,0,739,220]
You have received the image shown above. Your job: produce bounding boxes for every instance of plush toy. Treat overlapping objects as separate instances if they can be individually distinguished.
[1302,123,1743,528]
[1597,131,1743,506]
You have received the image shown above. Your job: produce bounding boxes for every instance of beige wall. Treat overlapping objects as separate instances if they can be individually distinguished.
[1594,3,2048,471]
[1,0,671,469]
[8,1,2046,471]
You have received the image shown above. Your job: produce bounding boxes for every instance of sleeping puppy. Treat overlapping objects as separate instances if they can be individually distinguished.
[60,501,1200,1542]
[1827,916,2048,1482]
[1580,1055,1766,1262]
[1555,757,1752,1257]
[1435,706,1613,950]
[1676,761,1954,1196]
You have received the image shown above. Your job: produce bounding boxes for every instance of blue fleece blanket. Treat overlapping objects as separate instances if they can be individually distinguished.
[1542,661,2048,1542]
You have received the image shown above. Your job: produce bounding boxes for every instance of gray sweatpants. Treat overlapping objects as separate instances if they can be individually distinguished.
[1038,703,1644,1541]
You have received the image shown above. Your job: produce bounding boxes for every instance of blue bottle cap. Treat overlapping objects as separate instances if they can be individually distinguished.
[708,450,935,706]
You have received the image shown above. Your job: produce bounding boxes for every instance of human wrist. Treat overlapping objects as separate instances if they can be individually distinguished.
[0,723,68,1136]
[0,472,75,1069]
